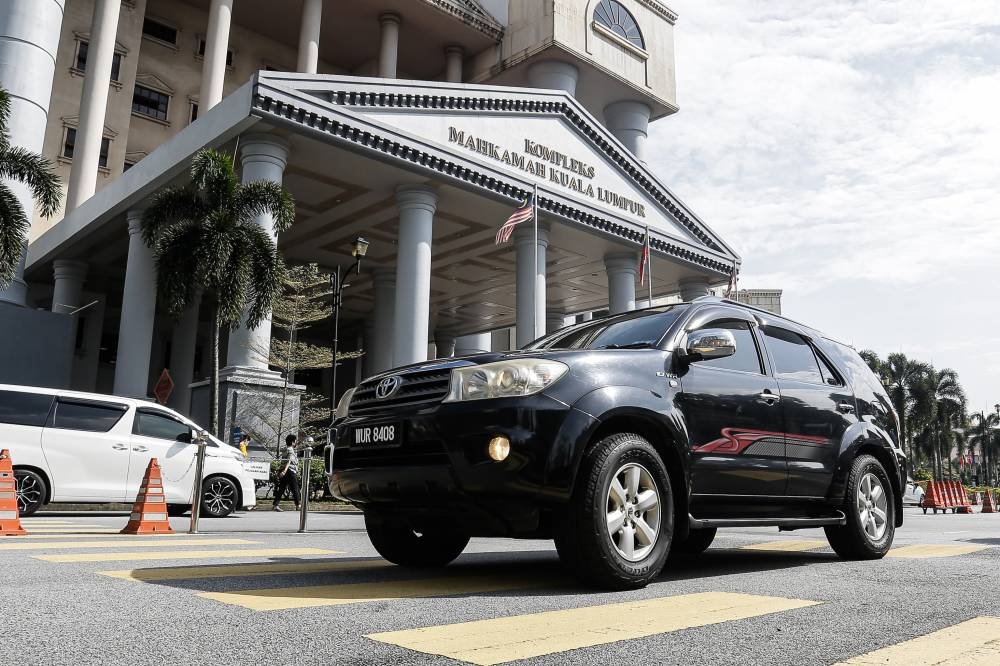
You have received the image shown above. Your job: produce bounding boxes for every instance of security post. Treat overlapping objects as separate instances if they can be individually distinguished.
[298,436,314,533]
[188,430,209,534]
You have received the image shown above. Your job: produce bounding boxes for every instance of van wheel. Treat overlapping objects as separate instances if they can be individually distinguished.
[14,469,46,517]
[671,527,717,557]
[825,455,895,559]
[555,432,673,590]
[200,476,238,518]
[364,511,469,567]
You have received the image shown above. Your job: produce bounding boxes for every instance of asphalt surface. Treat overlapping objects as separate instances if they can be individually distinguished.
[3,507,999,665]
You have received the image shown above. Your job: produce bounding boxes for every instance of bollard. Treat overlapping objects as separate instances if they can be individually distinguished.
[298,436,314,533]
[188,431,209,534]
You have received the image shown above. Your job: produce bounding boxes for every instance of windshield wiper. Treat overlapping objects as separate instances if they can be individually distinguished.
[594,342,656,350]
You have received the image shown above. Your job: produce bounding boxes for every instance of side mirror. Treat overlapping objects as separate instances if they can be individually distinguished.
[682,328,737,362]
[176,432,193,443]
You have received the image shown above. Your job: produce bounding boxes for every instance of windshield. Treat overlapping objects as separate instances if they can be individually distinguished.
[526,306,685,350]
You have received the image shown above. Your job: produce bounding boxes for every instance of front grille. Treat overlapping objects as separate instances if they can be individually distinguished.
[349,368,451,415]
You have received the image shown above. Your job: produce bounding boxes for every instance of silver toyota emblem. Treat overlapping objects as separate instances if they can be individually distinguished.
[375,376,401,399]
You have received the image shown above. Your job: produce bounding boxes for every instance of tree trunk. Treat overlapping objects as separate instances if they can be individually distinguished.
[211,304,221,440]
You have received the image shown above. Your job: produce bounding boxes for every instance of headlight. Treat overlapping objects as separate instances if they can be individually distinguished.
[444,359,568,402]
[334,387,355,421]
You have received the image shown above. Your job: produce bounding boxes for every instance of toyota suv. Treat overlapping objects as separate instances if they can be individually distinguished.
[326,297,905,589]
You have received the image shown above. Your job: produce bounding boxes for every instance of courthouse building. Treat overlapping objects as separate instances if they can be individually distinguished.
[0,0,740,422]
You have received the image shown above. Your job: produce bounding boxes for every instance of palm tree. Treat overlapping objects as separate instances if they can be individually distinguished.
[141,148,294,437]
[969,412,1000,486]
[0,87,62,288]
[932,368,966,478]
[860,351,934,464]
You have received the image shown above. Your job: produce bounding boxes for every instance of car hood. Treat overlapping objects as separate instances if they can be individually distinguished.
[363,348,645,380]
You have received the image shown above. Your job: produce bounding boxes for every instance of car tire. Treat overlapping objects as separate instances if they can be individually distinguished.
[167,504,189,517]
[824,454,895,560]
[200,476,239,518]
[670,527,717,557]
[554,432,673,590]
[364,511,469,567]
[14,469,47,517]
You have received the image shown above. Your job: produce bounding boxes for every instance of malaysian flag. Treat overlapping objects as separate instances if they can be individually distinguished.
[638,228,650,286]
[495,193,535,244]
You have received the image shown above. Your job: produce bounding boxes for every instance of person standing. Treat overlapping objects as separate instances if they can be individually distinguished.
[273,434,301,512]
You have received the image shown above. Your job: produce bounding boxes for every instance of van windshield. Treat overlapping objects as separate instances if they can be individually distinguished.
[526,307,685,350]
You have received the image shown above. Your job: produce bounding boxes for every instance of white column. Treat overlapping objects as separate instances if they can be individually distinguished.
[605,252,638,315]
[392,185,437,367]
[679,277,710,302]
[378,12,400,79]
[296,0,322,74]
[527,60,579,96]
[603,101,652,162]
[226,134,289,368]
[199,0,234,112]
[52,260,88,314]
[546,311,569,336]
[370,268,395,374]
[0,0,64,305]
[434,332,456,358]
[64,0,120,212]
[444,45,464,83]
[514,225,548,347]
[169,294,201,415]
[113,211,157,397]
[455,333,490,356]
[73,294,105,391]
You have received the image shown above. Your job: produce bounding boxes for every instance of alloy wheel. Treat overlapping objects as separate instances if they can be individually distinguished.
[857,472,888,541]
[203,478,236,516]
[605,462,661,562]
[15,472,43,514]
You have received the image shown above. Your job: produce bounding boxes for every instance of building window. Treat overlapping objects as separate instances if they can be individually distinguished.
[62,128,110,169]
[132,84,170,121]
[196,38,233,66]
[142,18,178,46]
[593,0,645,50]
[189,102,199,124]
[74,41,124,82]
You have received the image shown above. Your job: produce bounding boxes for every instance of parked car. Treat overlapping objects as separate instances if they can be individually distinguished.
[0,384,262,517]
[326,297,906,589]
[903,477,925,506]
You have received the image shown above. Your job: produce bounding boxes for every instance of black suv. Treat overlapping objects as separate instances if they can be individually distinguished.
[326,297,905,589]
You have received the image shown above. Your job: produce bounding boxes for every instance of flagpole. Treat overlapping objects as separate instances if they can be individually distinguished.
[533,183,539,339]
[646,226,652,306]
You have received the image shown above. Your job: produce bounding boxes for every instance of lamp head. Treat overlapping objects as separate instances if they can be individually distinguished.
[351,236,370,258]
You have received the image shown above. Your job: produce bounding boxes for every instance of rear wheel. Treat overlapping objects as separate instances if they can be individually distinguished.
[200,476,238,518]
[671,527,717,557]
[14,469,46,517]
[825,455,895,559]
[364,512,469,567]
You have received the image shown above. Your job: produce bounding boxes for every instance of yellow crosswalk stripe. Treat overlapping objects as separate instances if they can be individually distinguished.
[11,531,181,539]
[101,558,387,582]
[199,573,554,611]
[741,540,828,552]
[20,523,104,527]
[36,547,335,563]
[833,616,1000,665]
[368,591,820,665]
[0,538,254,551]
[886,544,988,559]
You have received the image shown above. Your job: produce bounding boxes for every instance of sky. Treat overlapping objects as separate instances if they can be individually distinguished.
[649,0,1000,412]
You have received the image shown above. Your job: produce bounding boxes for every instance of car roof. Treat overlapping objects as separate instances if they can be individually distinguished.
[0,384,167,411]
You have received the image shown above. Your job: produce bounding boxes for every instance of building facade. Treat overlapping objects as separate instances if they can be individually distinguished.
[1,0,740,430]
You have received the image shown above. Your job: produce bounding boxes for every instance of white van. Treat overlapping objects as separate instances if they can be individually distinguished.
[0,384,260,517]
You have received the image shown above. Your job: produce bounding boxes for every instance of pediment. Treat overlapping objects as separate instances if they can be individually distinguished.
[134,73,173,94]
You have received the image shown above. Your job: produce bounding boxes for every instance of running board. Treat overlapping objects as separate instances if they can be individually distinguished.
[688,511,846,530]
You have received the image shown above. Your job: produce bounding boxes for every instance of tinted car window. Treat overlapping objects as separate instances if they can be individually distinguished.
[51,399,127,433]
[0,390,55,427]
[696,320,762,374]
[762,327,823,384]
[134,410,190,441]
[816,352,843,386]
[529,308,683,350]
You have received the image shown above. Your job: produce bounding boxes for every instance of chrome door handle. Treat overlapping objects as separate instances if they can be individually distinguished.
[132,445,149,452]
[758,392,780,404]
[837,402,856,414]
[112,443,128,451]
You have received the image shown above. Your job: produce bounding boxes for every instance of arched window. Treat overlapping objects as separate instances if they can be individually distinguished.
[594,0,645,50]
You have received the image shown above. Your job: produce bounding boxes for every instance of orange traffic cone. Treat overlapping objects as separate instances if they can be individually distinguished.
[956,483,973,513]
[0,450,27,536]
[120,458,173,534]
[983,490,997,514]
[922,480,941,513]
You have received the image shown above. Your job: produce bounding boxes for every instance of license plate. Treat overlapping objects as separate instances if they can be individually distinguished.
[352,423,402,447]
[243,461,270,481]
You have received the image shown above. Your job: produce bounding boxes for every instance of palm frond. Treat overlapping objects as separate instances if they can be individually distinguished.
[0,146,62,217]
[151,220,207,320]
[0,88,10,152]
[0,182,29,288]
[142,187,204,245]
[190,150,236,209]
[231,180,296,234]
[240,221,285,329]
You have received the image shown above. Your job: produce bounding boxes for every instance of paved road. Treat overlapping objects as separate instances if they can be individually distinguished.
[3,507,998,665]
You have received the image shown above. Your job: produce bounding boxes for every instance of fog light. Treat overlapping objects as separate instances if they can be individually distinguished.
[488,436,510,462]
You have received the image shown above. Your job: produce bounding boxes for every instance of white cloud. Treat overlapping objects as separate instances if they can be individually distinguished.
[652,0,1000,407]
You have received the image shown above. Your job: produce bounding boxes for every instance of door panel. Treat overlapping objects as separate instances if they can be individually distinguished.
[128,410,198,503]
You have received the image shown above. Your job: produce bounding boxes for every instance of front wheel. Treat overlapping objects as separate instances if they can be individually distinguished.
[671,527,717,557]
[825,455,895,559]
[364,512,469,567]
[200,476,239,518]
[14,469,47,517]
[555,432,674,590]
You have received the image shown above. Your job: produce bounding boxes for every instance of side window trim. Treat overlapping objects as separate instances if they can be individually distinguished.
[761,325,827,386]
[47,396,129,432]
[812,347,846,387]
[133,408,192,439]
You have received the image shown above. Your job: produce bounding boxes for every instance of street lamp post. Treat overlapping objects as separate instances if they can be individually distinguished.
[329,236,370,422]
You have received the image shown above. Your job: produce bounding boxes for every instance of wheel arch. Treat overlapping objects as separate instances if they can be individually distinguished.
[827,423,903,528]
[13,465,51,504]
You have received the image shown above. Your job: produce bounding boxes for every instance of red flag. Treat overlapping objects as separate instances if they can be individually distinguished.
[638,228,650,286]
[495,194,534,244]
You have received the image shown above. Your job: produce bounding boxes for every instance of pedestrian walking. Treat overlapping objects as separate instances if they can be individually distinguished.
[273,434,300,512]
